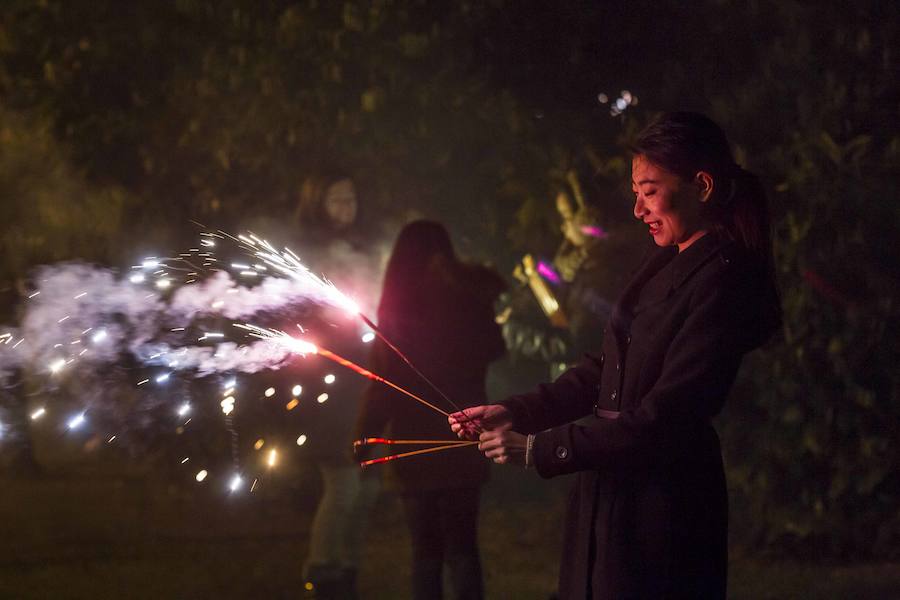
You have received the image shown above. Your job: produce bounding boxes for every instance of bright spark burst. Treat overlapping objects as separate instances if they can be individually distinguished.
[67,413,86,430]
[246,238,361,315]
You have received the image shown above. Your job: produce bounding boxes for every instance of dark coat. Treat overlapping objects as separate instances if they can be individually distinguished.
[502,234,779,599]
[356,263,506,493]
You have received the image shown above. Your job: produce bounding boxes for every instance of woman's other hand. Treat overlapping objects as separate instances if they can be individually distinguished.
[448,405,512,440]
[478,429,528,466]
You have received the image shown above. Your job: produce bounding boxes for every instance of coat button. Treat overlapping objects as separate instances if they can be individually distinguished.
[626,334,632,345]
[615,361,620,371]
[555,446,568,459]
[610,390,617,401]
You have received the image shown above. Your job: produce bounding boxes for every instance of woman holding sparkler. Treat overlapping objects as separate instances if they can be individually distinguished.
[451,112,781,599]
[356,220,505,600]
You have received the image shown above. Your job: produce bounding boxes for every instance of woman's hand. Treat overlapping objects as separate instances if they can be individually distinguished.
[478,429,528,466]
[448,405,513,441]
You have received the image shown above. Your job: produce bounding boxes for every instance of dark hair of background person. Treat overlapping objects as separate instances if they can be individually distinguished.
[632,111,775,276]
[377,220,458,322]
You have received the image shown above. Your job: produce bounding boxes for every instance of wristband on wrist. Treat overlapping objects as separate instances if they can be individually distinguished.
[525,434,535,469]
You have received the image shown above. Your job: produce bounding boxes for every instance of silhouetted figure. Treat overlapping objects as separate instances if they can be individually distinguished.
[357,220,505,600]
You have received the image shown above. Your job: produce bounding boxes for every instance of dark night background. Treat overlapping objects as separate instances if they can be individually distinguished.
[1,1,899,598]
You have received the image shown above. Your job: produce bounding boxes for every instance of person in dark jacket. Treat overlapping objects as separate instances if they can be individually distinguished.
[356,220,505,600]
[450,112,781,599]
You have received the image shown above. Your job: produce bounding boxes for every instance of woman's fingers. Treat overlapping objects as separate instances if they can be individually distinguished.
[449,406,487,440]
[477,430,526,465]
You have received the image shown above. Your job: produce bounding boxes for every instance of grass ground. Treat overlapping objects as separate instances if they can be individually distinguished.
[2,464,899,599]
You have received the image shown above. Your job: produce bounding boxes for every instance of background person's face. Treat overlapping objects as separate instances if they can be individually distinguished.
[631,155,705,251]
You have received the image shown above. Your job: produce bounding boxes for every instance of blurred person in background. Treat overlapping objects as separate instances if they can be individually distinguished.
[356,220,505,600]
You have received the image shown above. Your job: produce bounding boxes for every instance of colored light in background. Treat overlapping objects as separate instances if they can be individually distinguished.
[536,261,562,284]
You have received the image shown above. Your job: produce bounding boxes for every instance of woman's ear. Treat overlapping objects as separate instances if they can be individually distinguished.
[694,171,714,203]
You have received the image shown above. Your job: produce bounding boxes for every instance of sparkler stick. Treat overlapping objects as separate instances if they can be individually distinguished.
[236,325,450,418]
[356,313,470,418]
[354,437,473,447]
[359,441,479,468]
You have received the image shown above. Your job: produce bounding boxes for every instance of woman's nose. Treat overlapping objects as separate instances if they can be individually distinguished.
[633,196,646,219]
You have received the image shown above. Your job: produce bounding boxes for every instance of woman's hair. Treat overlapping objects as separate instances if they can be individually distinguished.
[377,220,458,321]
[632,111,773,273]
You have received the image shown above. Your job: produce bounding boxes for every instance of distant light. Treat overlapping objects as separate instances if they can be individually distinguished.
[92,330,108,343]
[229,474,243,492]
[49,359,66,374]
[67,413,86,430]
[615,98,628,111]
[156,279,171,289]
[224,379,237,389]
[324,374,336,384]
[31,407,46,420]
[142,259,160,269]
[211,300,225,309]
[181,457,190,464]
[622,90,632,103]
[285,399,299,411]
[597,93,609,103]
[196,469,208,482]
[221,397,235,415]
[177,403,191,417]
[361,332,376,343]
[264,387,275,398]
[107,435,116,443]
[130,273,146,284]
[254,438,265,450]
[200,239,215,247]
[156,373,170,384]
[291,384,302,397]
[317,393,329,404]
[296,434,308,446]
[267,449,278,468]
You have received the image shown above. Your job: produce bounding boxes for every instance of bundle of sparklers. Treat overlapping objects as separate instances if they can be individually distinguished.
[0,229,481,489]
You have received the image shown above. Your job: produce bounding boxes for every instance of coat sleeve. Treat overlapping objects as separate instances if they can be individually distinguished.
[531,264,762,478]
[499,350,604,433]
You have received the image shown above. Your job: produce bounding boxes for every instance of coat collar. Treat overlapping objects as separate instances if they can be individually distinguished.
[615,233,731,321]
[669,232,731,290]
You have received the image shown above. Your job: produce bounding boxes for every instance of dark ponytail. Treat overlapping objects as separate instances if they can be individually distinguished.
[632,112,774,277]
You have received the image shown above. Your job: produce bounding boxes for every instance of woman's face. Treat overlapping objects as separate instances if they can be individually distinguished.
[631,155,708,252]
